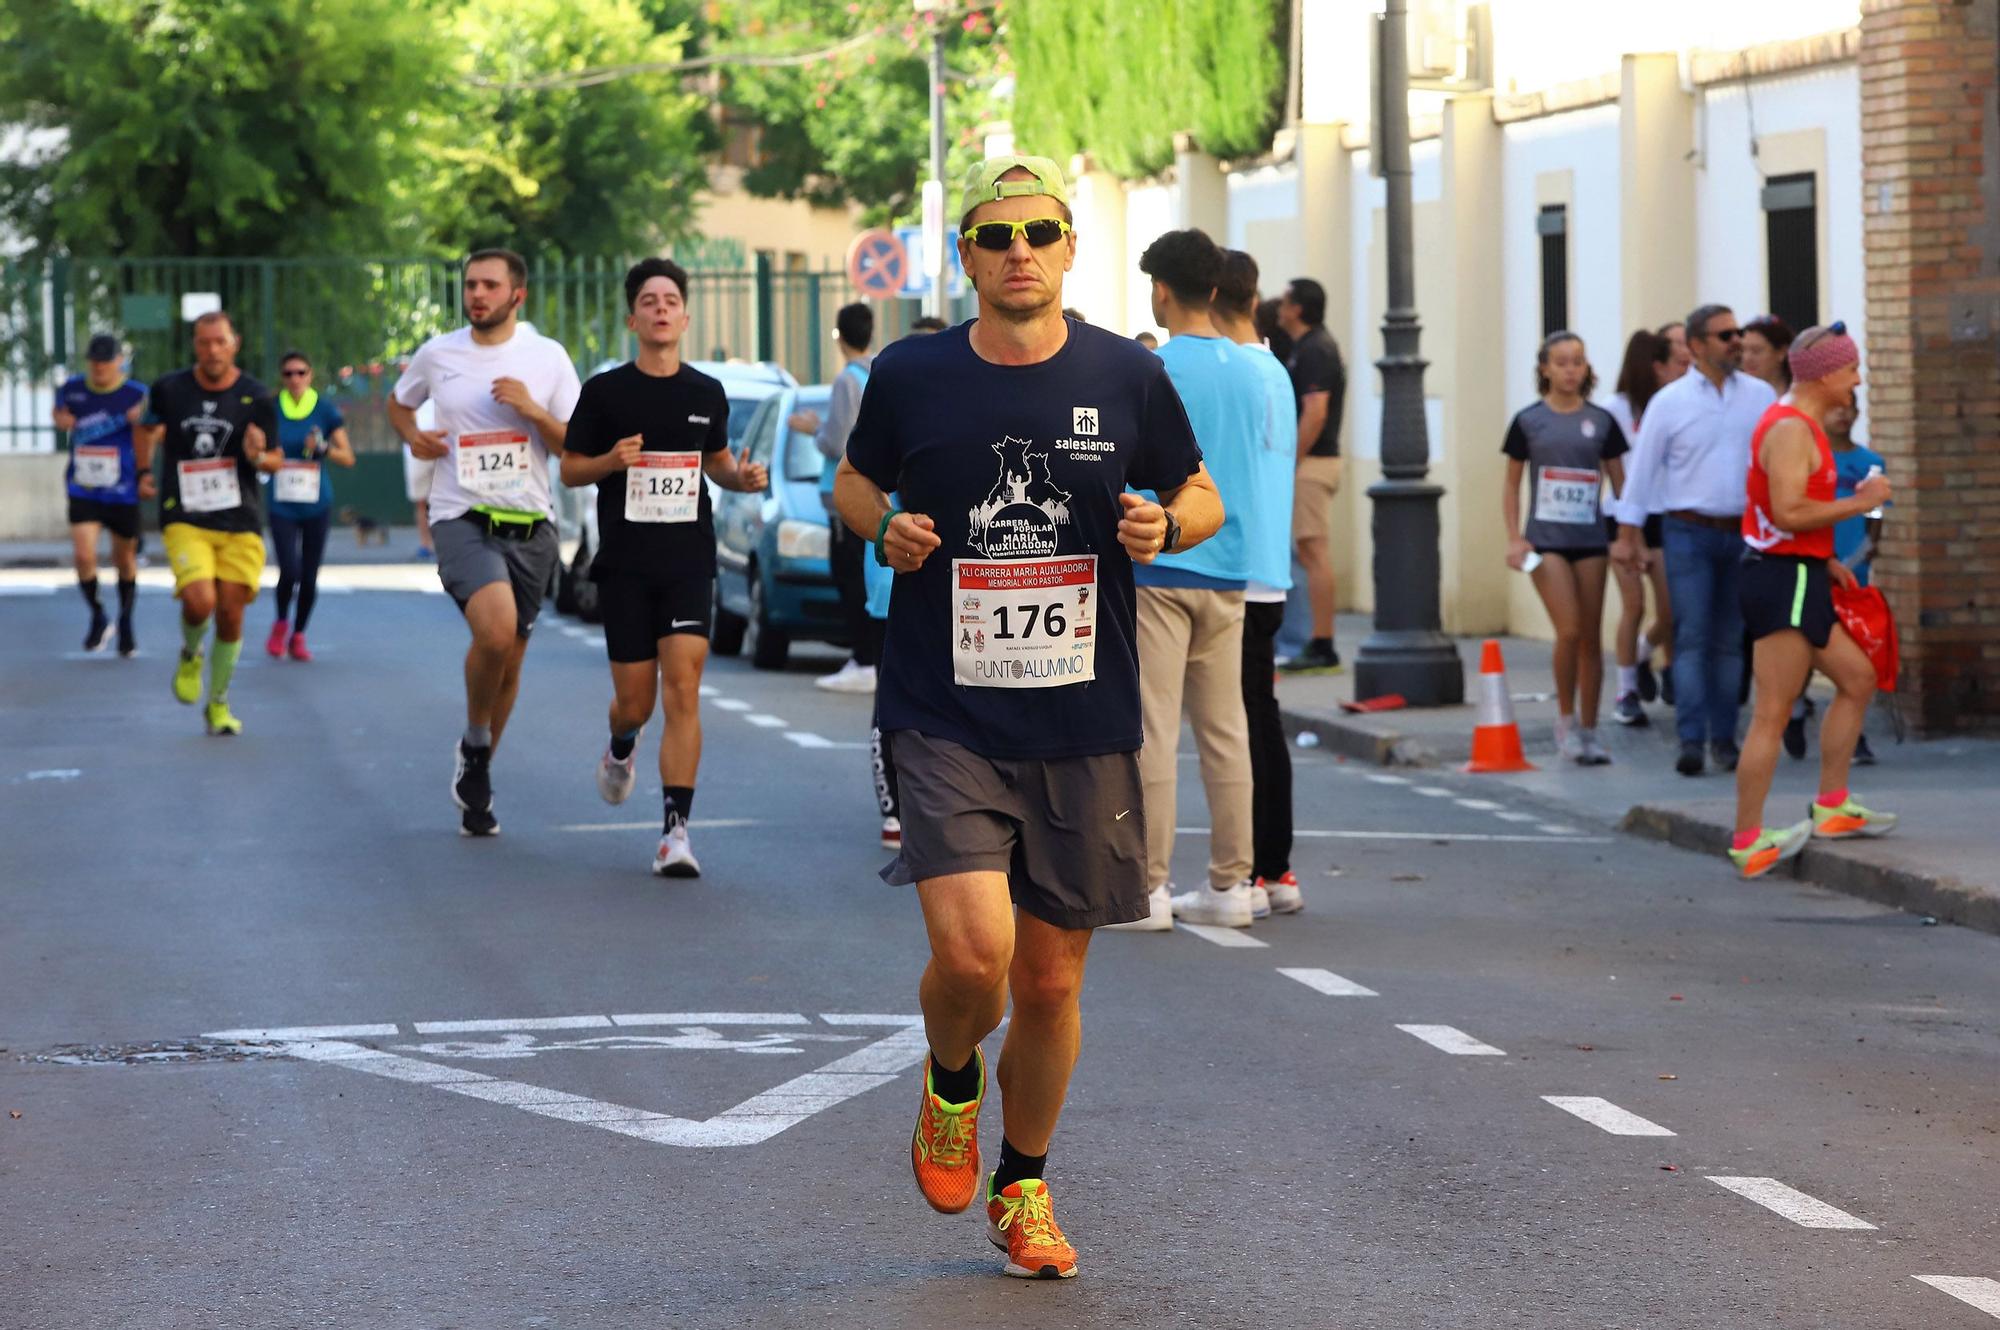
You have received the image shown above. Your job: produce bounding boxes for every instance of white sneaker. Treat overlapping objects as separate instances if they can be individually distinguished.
[1259,873,1304,914]
[1555,717,1582,762]
[881,816,903,850]
[814,660,878,694]
[595,741,638,805]
[1103,885,1173,932]
[1247,881,1272,920]
[1576,729,1612,766]
[652,821,701,878]
[1170,882,1255,928]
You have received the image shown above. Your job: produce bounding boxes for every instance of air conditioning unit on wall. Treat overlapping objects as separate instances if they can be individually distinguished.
[1403,0,1493,91]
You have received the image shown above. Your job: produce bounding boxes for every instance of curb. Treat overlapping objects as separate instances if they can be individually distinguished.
[1277,702,1560,769]
[1620,804,2000,938]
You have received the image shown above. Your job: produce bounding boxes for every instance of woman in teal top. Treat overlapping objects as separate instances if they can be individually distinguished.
[256,349,353,661]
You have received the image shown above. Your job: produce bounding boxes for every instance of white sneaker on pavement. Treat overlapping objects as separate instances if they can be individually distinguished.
[1170,881,1255,928]
[1576,729,1612,766]
[814,660,877,694]
[596,741,638,805]
[1103,885,1173,932]
[1247,881,1272,919]
[652,820,701,878]
[1259,872,1304,914]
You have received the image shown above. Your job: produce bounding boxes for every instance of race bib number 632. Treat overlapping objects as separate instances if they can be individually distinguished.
[952,555,1097,689]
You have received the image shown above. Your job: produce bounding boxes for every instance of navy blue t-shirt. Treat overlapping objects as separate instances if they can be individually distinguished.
[60,376,148,504]
[846,321,1203,760]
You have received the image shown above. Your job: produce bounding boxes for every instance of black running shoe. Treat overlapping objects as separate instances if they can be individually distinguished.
[1783,698,1814,761]
[1635,660,1659,704]
[1614,692,1648,727]
[1675,741,1705,776]
[83,608,110,653]
[1711,738,1741,772]
[1278,641,1342,674]
[460,806,500,837]
[452,740,493,813]
[1854,733,1877,766]
[1659,667,1675,707]
[116,617,136,658]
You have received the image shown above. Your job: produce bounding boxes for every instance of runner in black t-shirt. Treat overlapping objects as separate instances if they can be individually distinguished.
[835,156,1222,1281]
[134,311,277,737]
[560,258,767,879]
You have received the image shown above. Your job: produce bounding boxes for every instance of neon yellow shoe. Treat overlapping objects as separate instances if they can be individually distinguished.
[172,650,203,705]
[204,701,242,737]
[1727,820,1810,879]
[1811,797,1897,840]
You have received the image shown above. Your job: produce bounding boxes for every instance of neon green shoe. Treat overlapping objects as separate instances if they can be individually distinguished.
[1811,797,1897,840]
[204,701,242,737]
[1727,820,1811,879]
[172,650,203,705]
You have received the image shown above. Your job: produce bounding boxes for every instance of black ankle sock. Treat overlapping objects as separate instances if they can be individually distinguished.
[992,1137,1046,1192]
[1308,636,1333,654]
[117,579,136,618]
[928,1050,980,1104]
[664,785,694,831]
[79,576,100,611]
[609,728,638,761]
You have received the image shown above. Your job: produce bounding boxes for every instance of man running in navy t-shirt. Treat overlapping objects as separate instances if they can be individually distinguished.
[835,155,1223,1280]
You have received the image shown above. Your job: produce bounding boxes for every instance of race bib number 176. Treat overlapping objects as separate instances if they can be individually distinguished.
[952,555,1097,689]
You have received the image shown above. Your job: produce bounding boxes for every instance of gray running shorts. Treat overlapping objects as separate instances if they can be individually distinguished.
[882,730,1149,930]
[433,515,558,637]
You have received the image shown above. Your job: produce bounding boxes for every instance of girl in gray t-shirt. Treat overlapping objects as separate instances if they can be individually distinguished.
[1501,332,1629,766]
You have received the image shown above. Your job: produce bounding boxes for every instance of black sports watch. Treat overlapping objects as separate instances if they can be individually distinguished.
[1161,509,1182,554]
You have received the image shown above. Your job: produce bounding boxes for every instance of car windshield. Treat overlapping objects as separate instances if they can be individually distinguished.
[724,398,760,446]
[785,389,833,483]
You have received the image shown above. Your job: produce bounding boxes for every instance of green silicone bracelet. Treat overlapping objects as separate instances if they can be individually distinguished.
[875,508,904,567]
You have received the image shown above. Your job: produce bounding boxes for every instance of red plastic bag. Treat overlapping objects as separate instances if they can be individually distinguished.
[1832,584,1899,692]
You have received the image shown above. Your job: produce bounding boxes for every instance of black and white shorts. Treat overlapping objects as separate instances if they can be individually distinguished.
[598,574,713,663]
[882,730,1149,931]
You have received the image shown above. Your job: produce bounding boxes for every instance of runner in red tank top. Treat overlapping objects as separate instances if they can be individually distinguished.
[1728,323,1898,879]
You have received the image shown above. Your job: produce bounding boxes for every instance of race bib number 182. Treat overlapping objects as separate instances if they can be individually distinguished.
[624,451,702,523]
[952,555,1097,689]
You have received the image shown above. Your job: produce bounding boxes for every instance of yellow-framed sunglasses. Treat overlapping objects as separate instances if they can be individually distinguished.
[960,217,1073,251]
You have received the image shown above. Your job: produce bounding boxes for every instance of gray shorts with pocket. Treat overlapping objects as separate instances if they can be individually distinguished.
[882,730,1149,930]
[433,515,558,637]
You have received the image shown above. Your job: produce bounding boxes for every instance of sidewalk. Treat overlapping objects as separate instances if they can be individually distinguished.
[0,525,437,570]
[1280,614,2000,935]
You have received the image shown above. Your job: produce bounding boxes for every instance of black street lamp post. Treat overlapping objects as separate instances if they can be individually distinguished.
[1353,0,1463,706]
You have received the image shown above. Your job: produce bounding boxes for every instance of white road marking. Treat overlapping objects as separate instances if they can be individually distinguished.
[557,818,761,832]
[1396,1024,1506,1056]
[699,685,720,698]
[204,1023,401,1041]
[560,625,588,638]
[1914,1277,2000,1318]
[1176,923,1270,948]
[784,731,835,748]
[744,714,787,728]
[1539,824,1582,836]
[586,634,605,647]
[1173,827,1610,844]
[414,1015,614,1034]
[23,768,84,782]
[1454,798,1502,810]
[1365,774,1410,785]
[1277,968,1378,997]
[1492,811,1540,823]
[610,1012,809,1027]
[818,1013,927,1027]
[284,1017,929,1149]
[1706,1177,1877,1230]
[1411,786,1454,797]
[0,585,55,595]
[712,698,752,711]
[1541,1096,1675,1136]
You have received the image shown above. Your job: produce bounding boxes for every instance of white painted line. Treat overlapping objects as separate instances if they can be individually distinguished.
[1176,923,1270,948]
[1454,798,1502,811]
[818,1013,927,1027]
[1174,827,1610,844]
[560,625,588,638]
[0,585,55,596]
[1706,1177,1877,1230]
[744,713,787,728]
[1914,1277,2000,1318]
[1364,774,1410,785]
[608,1012,809,1027]
[558,818,761,832]
[784,732,834,748]
[1396,1024,1506,1056]
[1541,1096,1675,1136]
[1411,786,1454,797]
[698,685,720,698]
[1539,824,1582,836]
[413,1015,613,1034]
[711,698,752,712]
[1492,811,1540,823]
[1278,967,1378,997]
[204,1023,400,1041]
[585,634,605,647]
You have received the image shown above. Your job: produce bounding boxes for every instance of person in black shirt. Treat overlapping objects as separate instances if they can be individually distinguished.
[135,310,276,736]
[836,155,1222,1280]
[1276,277,1347,672]
[561,258,767,879]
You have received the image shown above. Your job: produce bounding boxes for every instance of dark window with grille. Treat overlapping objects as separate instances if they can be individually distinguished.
[1763,174,1819,332]
[1537,205,1568,338]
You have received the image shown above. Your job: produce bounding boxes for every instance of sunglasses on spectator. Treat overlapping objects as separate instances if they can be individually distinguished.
[961,218,1072,251]
[281,368,311,377]
[1701,328,1743,342]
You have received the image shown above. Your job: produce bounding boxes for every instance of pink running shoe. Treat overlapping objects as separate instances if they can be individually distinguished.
[265,619,289,657]
[288,632,313,662]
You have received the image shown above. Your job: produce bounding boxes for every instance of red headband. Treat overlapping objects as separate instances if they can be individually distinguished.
[1788,327,1858,383]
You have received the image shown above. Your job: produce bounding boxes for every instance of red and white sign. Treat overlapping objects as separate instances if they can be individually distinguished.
[846,229,908,300]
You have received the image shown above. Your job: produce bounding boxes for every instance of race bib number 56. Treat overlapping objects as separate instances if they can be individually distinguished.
[456,431,532,496]
[952,555,1097,689]
[178,458,241,513]
[625,452,701,523]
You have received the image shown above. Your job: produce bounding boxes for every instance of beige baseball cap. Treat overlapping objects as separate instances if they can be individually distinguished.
[956,155,1071,228]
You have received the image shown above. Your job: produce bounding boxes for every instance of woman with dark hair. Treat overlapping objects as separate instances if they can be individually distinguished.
[257,350,354,661]
[1503,332,1627,764]
[1604,331,1676,725]
[1741,315,1795,395]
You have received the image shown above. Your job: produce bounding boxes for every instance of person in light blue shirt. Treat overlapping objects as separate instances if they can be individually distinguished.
[790,303,876,693]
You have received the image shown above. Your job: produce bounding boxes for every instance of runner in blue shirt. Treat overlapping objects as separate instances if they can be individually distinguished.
[55,334,148,655]
[257,350,354,662]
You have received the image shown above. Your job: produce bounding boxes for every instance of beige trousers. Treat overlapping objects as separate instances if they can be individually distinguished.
[1136,585,1254,891]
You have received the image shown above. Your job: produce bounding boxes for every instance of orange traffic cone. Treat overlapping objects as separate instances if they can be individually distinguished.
[1462,639,1536,773]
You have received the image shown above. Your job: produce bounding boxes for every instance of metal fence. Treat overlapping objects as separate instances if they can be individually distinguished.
[1,255,974,454]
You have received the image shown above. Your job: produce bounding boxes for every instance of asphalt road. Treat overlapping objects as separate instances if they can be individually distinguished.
[3,577,1998,1329]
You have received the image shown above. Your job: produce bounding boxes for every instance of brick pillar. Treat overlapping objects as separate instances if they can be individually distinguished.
[1860,0,2000,733]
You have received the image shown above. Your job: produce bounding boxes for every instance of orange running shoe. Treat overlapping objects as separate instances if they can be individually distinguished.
[986,1175,1079,1279]
[910,1047,984,1213]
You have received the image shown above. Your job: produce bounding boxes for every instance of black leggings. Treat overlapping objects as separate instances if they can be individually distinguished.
[269,511,330,631]
[1241,600,1293,880]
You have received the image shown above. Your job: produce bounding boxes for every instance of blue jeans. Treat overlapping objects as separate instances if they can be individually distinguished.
[1662,517,1745,747]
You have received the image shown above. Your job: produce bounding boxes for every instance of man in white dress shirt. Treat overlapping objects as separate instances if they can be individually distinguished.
[1613,304,1777,777]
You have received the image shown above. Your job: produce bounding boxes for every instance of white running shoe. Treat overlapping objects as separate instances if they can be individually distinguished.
[1259,872,1304,914]
[1247,881,1272,920]
[1103,885,1173,932]
[1576,729,1612,766]
[596,742,638,805]
[814,660,878,694]
[881,816,903,850]
[1170,882,1255,928]
[652,822,701,878]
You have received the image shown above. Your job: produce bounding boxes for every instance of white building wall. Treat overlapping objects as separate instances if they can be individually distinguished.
[1226,164,1304,291]
[1122,182,1176,337]
[1346,141,1445,467]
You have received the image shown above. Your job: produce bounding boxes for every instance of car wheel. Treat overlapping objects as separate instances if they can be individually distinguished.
[710,577,746,657]
[747,566,790,671]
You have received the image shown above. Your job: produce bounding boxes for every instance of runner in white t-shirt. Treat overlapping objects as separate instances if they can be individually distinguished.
[388,249,582,837]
